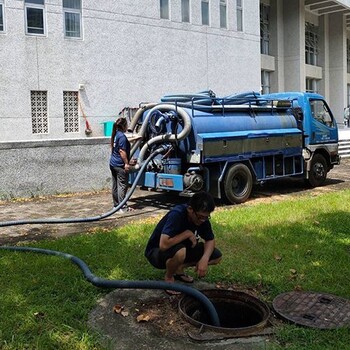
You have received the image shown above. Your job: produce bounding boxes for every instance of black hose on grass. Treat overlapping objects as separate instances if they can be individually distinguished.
[0,144,221,326]
[0,245,220,327]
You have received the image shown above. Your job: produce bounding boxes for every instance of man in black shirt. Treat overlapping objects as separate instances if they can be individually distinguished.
[145,192,222,294]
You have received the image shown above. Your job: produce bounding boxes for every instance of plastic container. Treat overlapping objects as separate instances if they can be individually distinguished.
[101,121,115,137]
[163,158,182,174]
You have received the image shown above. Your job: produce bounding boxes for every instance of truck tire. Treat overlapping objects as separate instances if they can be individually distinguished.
[306,154,327,187]
[224,163,253,204]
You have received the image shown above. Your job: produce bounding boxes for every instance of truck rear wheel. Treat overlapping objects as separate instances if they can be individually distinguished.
[224,163,253,204]
[306,154,327,187]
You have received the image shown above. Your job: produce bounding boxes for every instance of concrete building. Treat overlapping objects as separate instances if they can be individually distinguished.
[0,0,349,198]
[261,0,350,126]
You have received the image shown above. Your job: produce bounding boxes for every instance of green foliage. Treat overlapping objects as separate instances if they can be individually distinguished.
[0,190,350,349]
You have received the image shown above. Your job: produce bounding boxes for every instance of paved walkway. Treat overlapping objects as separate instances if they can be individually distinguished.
[0,188,184,245]
[1,158,349,245]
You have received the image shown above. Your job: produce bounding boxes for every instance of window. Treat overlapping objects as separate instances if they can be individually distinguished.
[306,78,318,93]
[25,0,45,35]
[160,0,169,19]
[261,70,270,94]
[201,0,209,26]
[260,3,270,54]
[0,0,4,32]
[310,99,335,128]
[31,91,48,134]
[63,91,79,133]
[181,0,190,23]
[236,0,243,31]
[305,22,318,66]
[220,0,227,28]
[63,0,81,38]
[347,39,350,74]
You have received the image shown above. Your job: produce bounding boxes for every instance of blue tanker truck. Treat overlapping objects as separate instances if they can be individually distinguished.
[127,91,340,204]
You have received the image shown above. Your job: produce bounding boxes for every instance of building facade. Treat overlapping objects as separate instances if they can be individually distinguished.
[261,0,350,126]
[0,0,349,198]
[0,0,260,142]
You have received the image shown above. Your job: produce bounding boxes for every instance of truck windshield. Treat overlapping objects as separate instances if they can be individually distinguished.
[310,99,335,128]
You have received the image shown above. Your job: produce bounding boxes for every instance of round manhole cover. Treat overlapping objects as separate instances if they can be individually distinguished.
[273,291,350,329]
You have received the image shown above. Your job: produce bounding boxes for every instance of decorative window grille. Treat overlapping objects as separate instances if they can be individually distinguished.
[201,0,209,26]
[63,91,79,133]
[31,91,48,134]
[220,0,227,28]
[260,3,270,55]
[0,0,4,32]
[236,0,243,31]
[181,0,190,23]
[160,0,169,19]
[25,0,45,35]
[63,0,82,38]
[305,22,319,66]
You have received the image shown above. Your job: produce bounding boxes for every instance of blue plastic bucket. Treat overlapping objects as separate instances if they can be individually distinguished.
[163,158,182,174]
[101,121,115,137]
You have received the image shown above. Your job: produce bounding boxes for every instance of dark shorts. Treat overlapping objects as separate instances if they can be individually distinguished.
[146,242,222,269]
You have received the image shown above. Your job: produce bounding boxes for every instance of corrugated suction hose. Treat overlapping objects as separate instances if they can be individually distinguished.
[0,145,220,326]
[0,245,220,326]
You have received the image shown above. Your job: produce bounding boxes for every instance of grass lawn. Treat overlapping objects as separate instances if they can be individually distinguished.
[0,189,350,349]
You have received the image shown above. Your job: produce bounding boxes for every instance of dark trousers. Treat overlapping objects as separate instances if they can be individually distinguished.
[146,242,222,269]
[110,165,128,207]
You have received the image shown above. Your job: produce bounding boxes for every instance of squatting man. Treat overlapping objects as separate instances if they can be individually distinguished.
[145,191,222,295]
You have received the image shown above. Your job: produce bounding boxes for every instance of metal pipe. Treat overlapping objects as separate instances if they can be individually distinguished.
[130,104,192,169]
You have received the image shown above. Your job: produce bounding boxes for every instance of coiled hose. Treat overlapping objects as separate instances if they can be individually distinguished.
[160,90,263,112]
[0,145,221,326]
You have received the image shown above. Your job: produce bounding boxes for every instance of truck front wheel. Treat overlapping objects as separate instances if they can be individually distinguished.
[224,163,253,204]
[306,154,327,187]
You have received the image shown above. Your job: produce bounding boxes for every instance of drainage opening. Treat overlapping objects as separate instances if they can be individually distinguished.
[179,289,271,338]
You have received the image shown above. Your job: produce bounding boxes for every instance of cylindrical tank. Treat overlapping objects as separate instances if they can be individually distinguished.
[139,104,298,163]
[176,107,299,159]
[187,108,297,135]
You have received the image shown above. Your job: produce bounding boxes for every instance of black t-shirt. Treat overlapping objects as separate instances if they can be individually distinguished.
[144,204,214,256]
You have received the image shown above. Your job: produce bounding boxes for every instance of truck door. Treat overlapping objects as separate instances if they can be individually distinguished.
[309,99,338,144]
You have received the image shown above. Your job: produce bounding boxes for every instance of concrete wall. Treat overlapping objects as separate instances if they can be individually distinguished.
[0,138,111,199]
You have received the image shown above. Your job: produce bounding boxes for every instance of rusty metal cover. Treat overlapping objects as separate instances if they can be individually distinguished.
[273,291,350,329]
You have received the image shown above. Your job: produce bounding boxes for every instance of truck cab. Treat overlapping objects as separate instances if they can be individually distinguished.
[263,92,340,187]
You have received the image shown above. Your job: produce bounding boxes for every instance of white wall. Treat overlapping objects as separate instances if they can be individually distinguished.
[0,0,261,142]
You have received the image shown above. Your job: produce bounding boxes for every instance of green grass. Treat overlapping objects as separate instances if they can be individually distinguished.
[1,190,350,349]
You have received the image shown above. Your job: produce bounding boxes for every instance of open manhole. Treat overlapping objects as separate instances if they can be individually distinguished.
[273,291,350,329]
[178,289,271,340]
